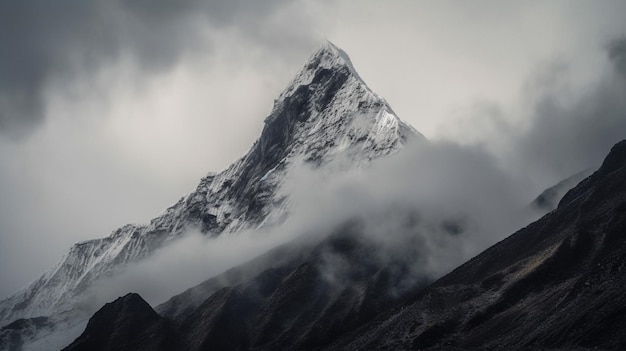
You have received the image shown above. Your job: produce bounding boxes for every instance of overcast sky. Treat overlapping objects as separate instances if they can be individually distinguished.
[1,0,626,299]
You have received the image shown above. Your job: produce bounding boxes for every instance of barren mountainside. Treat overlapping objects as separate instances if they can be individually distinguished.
[329,139,626,350]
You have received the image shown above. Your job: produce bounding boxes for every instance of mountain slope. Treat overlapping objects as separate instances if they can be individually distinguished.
[66,220,433,351]
[62,294,184,351]
[331,139,626,350]
[0,41,422,331]
[530,168,594,212]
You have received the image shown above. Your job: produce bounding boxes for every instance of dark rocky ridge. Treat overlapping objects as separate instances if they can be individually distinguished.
[330,140,626,350]
[62,293,185,351]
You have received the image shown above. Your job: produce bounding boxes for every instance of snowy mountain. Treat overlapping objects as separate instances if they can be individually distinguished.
[0,41,423,329]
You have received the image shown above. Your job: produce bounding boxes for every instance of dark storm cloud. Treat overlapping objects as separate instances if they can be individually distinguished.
[453,37,626,186]
[507,37,626,182]
[609,37,626,79]
[81,138,536,308]
[0,0,296,137]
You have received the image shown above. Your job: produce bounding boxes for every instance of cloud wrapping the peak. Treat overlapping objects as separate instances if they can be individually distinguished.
[84,139,538,308]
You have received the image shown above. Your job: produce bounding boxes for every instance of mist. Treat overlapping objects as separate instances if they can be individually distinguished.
[440,36,626,190]
[79,133,545,309]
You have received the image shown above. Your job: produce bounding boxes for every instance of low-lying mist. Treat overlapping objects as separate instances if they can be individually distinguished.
[80,138,541,310]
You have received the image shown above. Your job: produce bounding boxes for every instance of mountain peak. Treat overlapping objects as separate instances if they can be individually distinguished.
[598,139,626,175]
[278,41,370,101]
[313,40,356,70]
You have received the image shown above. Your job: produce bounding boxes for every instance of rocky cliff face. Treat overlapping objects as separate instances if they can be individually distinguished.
[0,42,423,348]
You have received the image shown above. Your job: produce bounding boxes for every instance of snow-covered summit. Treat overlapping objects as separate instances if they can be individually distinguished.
[0,42,424,327]
[279,40,368,98]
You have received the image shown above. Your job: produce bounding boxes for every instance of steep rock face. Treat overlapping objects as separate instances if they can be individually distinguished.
[62,293,184,351]
[0,42,423,326]
[331,140,626,350]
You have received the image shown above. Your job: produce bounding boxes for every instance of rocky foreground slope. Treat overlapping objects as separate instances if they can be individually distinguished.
[330,139,626,350]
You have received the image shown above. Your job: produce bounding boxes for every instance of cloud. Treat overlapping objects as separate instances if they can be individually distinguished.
[82,226,301,308]
[439,36,626,189]
[81,138,539,308]
[0,0,317,137]
[285,139,536,272]
[511,64,626,182]
[608,37,626,78]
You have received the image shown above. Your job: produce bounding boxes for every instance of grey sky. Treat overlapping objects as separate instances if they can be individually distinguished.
[1,1,626,299]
